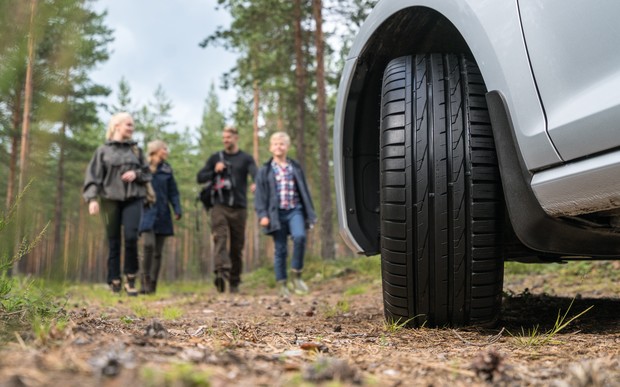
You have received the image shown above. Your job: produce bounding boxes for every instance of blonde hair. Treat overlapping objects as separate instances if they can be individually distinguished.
[146,139,167,166]
[270,131,290,145]
[105,112,133,140]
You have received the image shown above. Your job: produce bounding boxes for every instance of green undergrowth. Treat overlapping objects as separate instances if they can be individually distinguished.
[0,276,66,345]
[504,261,620,295]
[1,182,61,346]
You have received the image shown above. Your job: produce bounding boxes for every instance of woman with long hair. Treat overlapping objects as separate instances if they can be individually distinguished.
[83,112,151,296]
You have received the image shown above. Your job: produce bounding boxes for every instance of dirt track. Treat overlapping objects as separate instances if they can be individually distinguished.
[0,262,619,386]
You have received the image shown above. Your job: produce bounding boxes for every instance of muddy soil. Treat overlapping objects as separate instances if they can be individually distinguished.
[0,263,618,386]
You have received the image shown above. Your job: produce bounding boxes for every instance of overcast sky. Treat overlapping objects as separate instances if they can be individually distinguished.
[90,0,238,132]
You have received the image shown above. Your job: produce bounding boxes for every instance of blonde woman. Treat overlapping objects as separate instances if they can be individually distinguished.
[83,112,151,296]
[138,140,182,294]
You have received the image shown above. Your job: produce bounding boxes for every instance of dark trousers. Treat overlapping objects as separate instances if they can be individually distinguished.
[100,198,142,284]
[211,204,247,286]
[142,231,167,281]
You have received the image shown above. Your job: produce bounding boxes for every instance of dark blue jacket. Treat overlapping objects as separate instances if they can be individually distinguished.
[254,158,317,235]
[139,162,182,236]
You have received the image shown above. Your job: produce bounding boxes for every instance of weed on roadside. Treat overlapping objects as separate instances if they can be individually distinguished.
[509,298,593,346]
[384,316,418,333]
[322,299,350,318]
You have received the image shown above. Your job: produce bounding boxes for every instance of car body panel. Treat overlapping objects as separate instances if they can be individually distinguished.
[519,0,620,161]
[531,149,620,217]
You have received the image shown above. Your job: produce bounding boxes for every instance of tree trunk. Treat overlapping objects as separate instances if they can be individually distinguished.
[6,93,21,210]
[293,0,307,170]
[53,94,69,265]
[18,0,36,195]
[312,0,335,259]
[252,80,260,267]
[14,0,37,275]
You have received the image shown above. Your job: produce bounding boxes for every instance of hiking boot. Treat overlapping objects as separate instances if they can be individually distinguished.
[110,279,122,294]
[214,273,226,293]
[124,274,138,297]
[229,284,239,294]
[278,280,291,297]
[291,270,309,295]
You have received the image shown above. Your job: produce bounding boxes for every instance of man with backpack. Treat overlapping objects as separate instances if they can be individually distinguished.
[197,126,257,293]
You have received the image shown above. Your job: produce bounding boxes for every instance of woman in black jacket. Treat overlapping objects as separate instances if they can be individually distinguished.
[83,112,151,296]
[138,140,182,294]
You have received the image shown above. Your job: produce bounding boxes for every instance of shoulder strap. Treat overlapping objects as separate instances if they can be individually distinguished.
[131,145,143,162]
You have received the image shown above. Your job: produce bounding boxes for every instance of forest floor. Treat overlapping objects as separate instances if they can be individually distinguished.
[0,257,619,386]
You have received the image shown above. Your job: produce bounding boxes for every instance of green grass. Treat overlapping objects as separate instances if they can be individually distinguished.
[383,316,418,333]
[0,275,66,344]
[140,363,212,386]
[509,298,593,346]
[322,299,350,318]
[161,306,183,320]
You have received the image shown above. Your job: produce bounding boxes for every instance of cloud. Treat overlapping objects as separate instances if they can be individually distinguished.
[91,0,237,132]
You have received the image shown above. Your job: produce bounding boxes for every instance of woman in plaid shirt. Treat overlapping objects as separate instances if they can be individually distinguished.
[254,132,317,296]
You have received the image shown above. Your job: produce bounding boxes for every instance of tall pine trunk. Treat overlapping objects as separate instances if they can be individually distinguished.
[53,94,69,268]
[293,0,306,169]
[6,93,21,210]
[15,0,37,275]
[252,79,260,266]
[312,0,335,260]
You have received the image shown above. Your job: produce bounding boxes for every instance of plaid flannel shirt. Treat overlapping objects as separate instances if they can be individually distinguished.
[271,161,299,210]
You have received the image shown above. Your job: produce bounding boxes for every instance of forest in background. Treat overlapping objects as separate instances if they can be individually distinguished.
[0,0,378,283]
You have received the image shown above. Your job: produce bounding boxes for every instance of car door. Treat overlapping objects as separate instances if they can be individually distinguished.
[519,0,620,162]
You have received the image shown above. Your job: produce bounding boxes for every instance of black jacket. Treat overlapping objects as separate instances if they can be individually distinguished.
[197,150,257,208]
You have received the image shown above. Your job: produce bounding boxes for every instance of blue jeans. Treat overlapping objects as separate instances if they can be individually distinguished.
[272,207,306,281]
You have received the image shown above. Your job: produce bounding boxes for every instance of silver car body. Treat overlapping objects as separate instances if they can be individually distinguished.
[334,0,620,253]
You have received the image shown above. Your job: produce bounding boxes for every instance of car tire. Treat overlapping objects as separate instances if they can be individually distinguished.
[380,54,504,327]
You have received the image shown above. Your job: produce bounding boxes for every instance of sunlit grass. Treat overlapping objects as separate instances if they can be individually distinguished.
[322,299,350,318]
[343,284,369,296]
[141,363,212,386]
[161,306,183,320]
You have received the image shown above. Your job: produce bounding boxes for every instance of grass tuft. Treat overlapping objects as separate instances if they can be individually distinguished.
[509,298,593,346]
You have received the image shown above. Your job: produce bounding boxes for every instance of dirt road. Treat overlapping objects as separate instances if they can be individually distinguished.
[0,260,618,386]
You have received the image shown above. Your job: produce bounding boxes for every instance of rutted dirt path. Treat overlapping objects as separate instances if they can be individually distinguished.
[1,263,619,386]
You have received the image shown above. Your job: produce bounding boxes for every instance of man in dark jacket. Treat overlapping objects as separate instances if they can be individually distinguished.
[254,131,317,296]
[197,126,257,293]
